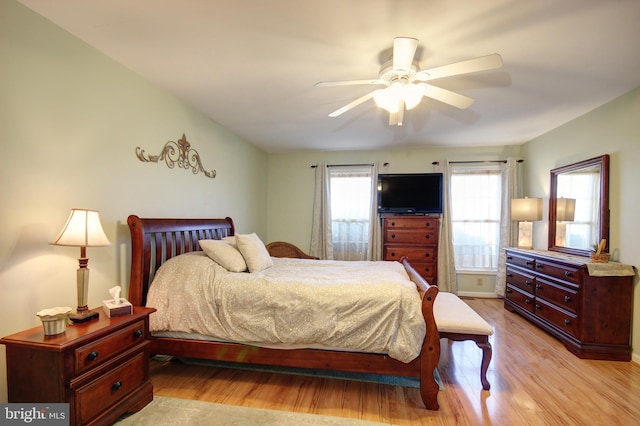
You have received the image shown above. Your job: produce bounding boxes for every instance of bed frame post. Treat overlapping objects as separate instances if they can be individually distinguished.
[402,257,440,410]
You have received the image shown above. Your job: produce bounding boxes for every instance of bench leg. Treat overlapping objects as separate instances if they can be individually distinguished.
[476,336,492,390]
[440,332,492,391]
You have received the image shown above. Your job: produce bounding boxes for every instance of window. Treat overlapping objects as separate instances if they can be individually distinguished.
[450,165,502,270]
[329,166,373,261]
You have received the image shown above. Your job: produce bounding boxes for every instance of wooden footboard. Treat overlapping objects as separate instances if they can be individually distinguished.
[127,215,441,410]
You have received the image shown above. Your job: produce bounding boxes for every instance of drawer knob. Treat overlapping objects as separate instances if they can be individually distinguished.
[391,252,396,257]
[391,222,396,227]
[535,284,541,290]
[424,253,430,258]
[391,233,396,239]
[87,351,99,361]
[506,273,513,278]
[526,260,533,265]
[112,381,122,391]
[425,234,430,240]
[507,256,513,260]
[565,271,572,277]
[535,264,543,269]
[525,299,532,305]
[133,329,143,339]
[506,288,512,294]
[535,304,541,310]
[564,296,572,303]
[525,280,532,286]
[564,319,571,326]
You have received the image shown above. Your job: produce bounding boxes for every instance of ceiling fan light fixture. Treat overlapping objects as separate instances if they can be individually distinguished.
[374,81,425,113]
[374,83,402,113]
[404,83,425,110]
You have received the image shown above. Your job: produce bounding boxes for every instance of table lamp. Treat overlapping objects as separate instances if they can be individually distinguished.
[511,197,542,249]
[51,209,111,323]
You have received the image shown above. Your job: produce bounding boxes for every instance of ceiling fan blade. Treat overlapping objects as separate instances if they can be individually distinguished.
[415,53,503,81]
[328,89,381,117]
[421,84,475,109]
[315,79,384,87]
[392,37,419,73]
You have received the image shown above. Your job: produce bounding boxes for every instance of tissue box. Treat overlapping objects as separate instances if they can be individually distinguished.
[102,299,133,318]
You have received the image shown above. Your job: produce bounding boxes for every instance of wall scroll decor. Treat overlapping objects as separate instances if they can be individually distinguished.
[135,134,216,178]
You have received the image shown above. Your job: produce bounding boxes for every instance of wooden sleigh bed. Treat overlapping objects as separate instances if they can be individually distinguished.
[127,215,442,410]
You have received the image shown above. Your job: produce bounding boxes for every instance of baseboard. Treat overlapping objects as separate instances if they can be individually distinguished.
[456,291,502,299]
[632,352,640,365]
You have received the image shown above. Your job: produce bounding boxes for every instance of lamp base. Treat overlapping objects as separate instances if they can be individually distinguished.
[70,309,99,323]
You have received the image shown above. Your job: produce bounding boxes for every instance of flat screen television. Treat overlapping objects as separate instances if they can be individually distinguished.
[377,173,443,214]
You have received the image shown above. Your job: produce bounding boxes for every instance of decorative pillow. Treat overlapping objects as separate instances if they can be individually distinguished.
[199,239,247,272]
[235,233,274,273]
[222,236,237,247]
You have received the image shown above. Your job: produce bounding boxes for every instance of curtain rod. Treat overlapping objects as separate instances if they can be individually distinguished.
[431,159,523,165]
[310,162,388,168]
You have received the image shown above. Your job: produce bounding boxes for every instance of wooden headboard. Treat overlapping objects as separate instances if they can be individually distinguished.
[127,215,235,306]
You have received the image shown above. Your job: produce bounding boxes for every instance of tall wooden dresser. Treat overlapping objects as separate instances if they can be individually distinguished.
[382,216,440,285]
[504,248,635,361]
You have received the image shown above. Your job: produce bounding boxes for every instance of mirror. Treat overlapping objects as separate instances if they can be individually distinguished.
[548,155,609,257]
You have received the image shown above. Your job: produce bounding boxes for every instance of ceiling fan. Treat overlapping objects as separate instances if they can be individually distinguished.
[316,37,503,126]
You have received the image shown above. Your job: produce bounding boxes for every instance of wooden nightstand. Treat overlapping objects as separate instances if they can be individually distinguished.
[1,306,155,426]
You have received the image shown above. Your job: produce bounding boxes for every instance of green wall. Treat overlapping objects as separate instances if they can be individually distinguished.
[0,0,267,402]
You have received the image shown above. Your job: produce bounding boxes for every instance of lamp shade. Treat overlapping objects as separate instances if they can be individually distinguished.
[511,198,543,221]
[51,209,110,247]
[556,198,576,222]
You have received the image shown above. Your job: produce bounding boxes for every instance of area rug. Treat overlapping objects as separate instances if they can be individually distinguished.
[176,357,444,390]
[113,396,393,426]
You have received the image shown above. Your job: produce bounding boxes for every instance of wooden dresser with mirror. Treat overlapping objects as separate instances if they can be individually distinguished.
[505,154,636,361]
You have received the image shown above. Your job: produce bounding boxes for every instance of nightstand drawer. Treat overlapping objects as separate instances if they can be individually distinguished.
[75,350,147,425]
[75,320,146,374]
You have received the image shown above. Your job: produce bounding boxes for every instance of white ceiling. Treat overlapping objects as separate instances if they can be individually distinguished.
[17,0,640,153]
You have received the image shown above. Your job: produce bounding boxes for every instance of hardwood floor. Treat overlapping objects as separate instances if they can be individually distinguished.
[148,298,640,425]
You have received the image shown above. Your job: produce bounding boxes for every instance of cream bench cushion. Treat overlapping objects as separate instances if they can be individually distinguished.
[434,292,494,336]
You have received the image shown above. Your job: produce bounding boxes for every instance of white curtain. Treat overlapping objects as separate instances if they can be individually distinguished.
[310,163,333,259]
[434,160,457,293]
[495,157,519,296]
[368,163,381,261]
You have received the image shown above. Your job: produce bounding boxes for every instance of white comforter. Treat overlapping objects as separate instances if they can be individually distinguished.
[146,252,426,363]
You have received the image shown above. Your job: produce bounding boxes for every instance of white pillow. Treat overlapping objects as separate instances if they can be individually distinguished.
[199,239,247,272]
[235,233,274,273]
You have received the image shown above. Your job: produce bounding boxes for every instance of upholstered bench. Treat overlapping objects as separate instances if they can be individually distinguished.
[433,292,494,390]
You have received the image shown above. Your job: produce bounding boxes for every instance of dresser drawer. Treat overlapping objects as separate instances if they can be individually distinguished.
[505,252,535,271]
[75,320,146,375]
[408,262,436,284]
[536,277,579,314]
[506,267,535,294]
[75,350,147,425]
[383,217,438,230]
[384,229,437,244]
[384,246,436,263]
[505,284,535,313]
[534,259,582,285]
[534,298,578,338]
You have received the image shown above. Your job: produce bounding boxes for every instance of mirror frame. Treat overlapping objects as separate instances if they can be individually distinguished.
[548,154,610,257]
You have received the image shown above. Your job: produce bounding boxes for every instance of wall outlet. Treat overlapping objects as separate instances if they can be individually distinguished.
[476,277,484,286]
